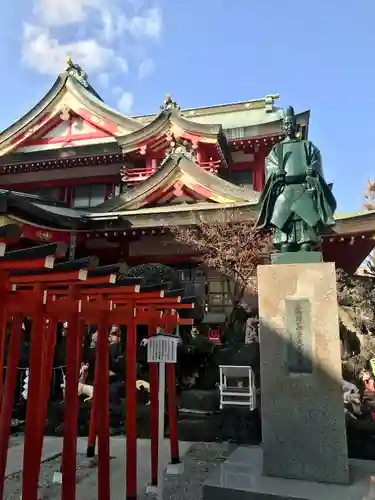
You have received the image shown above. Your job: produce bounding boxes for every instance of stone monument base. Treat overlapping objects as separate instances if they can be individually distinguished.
[203,447,375,500]
[271,250,323,265]
[257,261,349,484]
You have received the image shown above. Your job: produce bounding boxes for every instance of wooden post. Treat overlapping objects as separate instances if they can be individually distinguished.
[0,271,8,405]
[148,320,159,487]
[87,343,99,458]
[165,312,181,468]
[61,310,81,500]
[167,363,180,464]
[0,316,23,499]
[32,317,58,488]
[96,314,110,500]
[157,360,166,494]
[126,308,137,500]
[69,231,77,261]
[22,285,46,500]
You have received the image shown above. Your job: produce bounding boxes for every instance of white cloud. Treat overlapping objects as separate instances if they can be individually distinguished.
[116,56,129,73]
[112,86,122,97]
[117,91,134,114]
[23,0,161,85]
[33,0,102,26]
[117,8,162,40]
[99,8,115,42]
[138,58,154,79]
[22,24,118,76]
[33,0,162,40]
[97,72,110,88]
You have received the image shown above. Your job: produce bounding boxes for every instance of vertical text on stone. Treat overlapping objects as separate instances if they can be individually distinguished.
[285,297,313,374]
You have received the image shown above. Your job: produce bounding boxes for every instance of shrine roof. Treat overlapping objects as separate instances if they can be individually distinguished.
[86,201,256,228]
[333,210,375,235]
[0,189,88,229]
[335,210,375,219]
[132,94,310,140]
[1,187,375,273]
[95,152,259,212]
[116,106,230,158]
[0,68,142,156]
[132,94,283,125]
[0,72,310,159]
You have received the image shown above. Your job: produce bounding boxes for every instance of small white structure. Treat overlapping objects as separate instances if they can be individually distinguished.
[147,333,181,499]
[219,365,257,411]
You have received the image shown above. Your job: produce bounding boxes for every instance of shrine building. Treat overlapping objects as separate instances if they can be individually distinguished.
[0,59,373,316]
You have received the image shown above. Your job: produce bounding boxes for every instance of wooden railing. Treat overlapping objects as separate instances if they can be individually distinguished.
[120,160,221,185]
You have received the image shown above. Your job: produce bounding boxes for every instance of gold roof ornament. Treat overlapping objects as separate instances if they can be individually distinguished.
[264,94,280,114]
[65,56,73,71]
[161,93,180,111]
[64,56,89,88]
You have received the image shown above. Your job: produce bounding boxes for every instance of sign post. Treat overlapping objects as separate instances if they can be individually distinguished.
[147,333,179,499]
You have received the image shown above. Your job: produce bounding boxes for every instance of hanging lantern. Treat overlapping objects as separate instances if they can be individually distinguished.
[208,327,222,344]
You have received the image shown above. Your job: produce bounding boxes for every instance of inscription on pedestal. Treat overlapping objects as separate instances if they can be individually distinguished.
[285,297,313,374]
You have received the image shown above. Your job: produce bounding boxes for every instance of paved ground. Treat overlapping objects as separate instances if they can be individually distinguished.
[67,438,194,500]
[5,434,63,477]
[4,436,195,499]
[4,436,234,499]
[140,442,236,500]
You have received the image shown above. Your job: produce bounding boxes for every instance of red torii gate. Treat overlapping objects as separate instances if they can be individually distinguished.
[46,283,193,500]
[0,240,195,500]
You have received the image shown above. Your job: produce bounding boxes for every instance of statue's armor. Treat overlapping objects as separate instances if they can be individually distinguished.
[266,140,322,248]
[255,105,336,253]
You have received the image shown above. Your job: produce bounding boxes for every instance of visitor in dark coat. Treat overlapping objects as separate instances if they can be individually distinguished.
[108,325,125,404]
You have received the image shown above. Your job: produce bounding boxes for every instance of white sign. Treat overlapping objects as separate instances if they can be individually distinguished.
[147,334,179,364]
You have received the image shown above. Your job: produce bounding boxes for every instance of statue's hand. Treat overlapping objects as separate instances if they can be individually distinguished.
[306,166,314,177]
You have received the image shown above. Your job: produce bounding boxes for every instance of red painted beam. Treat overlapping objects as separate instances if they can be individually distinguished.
[73,285,141,296]
[24,130,111,147]
[10,269,88,284]
[0,256,55,271]
[4,175,120,191]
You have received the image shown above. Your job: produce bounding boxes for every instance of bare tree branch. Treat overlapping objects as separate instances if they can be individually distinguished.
[170,210,272,294]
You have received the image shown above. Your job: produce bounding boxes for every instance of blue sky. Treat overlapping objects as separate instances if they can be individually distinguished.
[0,0,373,211]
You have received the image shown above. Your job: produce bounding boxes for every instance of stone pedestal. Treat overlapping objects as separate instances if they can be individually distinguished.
[257,262,349,484]
[203,447,375,500]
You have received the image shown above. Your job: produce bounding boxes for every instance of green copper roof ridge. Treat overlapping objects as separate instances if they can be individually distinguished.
[131,94,282,119]
[335,210,375,220]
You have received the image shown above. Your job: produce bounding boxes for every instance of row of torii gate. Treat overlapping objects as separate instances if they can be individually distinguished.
[0,224,195,500]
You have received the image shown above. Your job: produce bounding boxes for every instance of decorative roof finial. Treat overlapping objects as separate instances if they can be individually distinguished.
[160,134,196,166]
[161,93,180,111]
[64,56,89,88]
[65,55,73,71]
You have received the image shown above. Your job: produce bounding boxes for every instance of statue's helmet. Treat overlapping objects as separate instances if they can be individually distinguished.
[282,106,298,137]
[283,106,296,124]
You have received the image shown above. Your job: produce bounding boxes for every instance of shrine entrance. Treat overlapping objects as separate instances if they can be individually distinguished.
[0,227,195,500]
